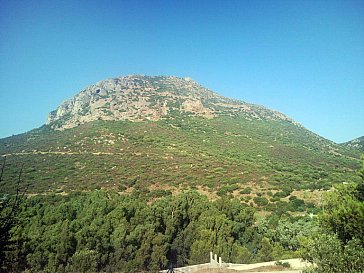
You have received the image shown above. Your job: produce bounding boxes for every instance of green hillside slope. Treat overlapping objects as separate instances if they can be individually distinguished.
[1,75,362,210]
[1,115,361,207]
[342,136,364,152]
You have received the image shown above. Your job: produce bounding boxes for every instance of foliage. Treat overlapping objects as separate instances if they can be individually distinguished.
[0,189,319,272]
[302,234,364,273]
[301,163,364,273]
[0,157,28,273]
[1,191,251,272]
[275,260,291,268]
[253,196,268,206]
[1,114,362,272]
[288,197,306,212]
[0,116,360,201]
[320,184,364,245]
[240,187,252,194]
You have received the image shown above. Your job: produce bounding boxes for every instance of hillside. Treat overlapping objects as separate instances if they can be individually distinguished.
[0,75,362,209]
[342,136,364,152]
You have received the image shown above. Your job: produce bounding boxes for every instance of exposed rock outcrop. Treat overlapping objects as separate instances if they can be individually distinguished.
[47,75,298,130]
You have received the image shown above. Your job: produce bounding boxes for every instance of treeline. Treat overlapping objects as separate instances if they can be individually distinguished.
[2,190,309,273]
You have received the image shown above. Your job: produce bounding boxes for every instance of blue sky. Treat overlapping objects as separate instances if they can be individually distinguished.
[0,0,363,143]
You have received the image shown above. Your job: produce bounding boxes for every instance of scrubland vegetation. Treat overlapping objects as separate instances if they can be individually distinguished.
[0,159,363,273]
[1,115,363,272]
[1,116,360,198]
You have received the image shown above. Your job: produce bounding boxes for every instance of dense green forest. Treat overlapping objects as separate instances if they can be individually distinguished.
[1,189,306,272]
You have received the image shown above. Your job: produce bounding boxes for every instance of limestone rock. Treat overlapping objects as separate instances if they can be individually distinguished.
[47,75,297,130]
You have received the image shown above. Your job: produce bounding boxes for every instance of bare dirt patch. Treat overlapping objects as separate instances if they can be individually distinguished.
[194,265,291,273]
[237,265,291,272]
[194,268,239,273]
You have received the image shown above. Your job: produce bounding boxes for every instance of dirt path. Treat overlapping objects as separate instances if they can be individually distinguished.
[2,151,116,156]
[168,259,311,273]
[226,259,310,272]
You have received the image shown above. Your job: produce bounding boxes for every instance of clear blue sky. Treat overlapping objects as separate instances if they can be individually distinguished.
[1,0,363,143]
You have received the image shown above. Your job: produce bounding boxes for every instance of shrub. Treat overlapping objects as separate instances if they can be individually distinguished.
[273,191,288,198]
[270,197,280,202]
[275,260,291,268]
[288,198,305,212]
[217,184,239,196]
[240,187,252,194]
[253,196,268,206]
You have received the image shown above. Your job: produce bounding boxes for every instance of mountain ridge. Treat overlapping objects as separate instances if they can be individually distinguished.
[46,75,299,130]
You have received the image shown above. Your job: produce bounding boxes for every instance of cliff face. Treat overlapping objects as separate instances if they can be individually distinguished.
[47,75,297,130]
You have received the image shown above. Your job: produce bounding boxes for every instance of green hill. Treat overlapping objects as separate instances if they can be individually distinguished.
[0,76,362,209]
[342,136,364,152]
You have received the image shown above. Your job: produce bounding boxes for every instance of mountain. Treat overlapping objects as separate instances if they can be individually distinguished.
[0,75,362,208]
[342,136,364,152]
[47,75,297,130]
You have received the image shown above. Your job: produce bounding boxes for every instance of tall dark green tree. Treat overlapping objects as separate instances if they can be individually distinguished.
[0,157,28,273]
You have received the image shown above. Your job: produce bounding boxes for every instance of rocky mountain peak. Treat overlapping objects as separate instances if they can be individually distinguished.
[47,75,297,130]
